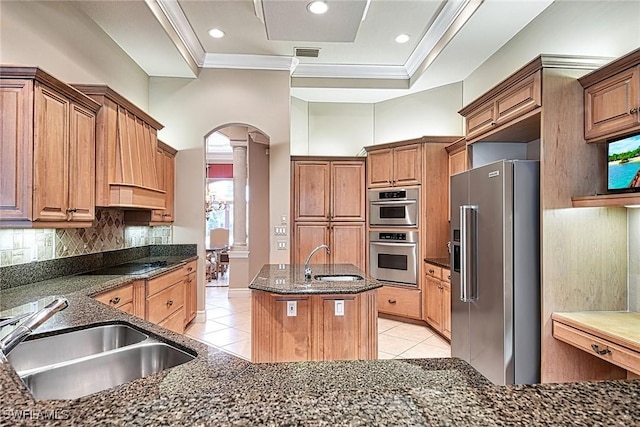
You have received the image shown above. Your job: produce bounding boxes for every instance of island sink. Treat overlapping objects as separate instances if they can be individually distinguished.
[313,274,364,281]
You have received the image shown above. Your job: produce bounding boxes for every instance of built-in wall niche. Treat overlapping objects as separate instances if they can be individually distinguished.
[469,139,541,169]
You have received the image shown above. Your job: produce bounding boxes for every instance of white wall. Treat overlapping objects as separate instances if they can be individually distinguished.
[149,69,291,285]
[0,0,149,109]
[290,96,309,155]
[306,103,373,156]
[463,0,640,104]
[374,82,463,143]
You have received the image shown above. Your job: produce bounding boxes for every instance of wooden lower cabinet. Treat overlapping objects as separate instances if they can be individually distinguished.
[92,260,198,333]
[377,285,422,320]
[423,264,451,340]
[251,290,377,363]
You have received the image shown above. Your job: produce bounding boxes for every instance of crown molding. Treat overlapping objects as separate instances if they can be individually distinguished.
[292,64,409,80]
[154,0,206,65]
[202,54,299,73]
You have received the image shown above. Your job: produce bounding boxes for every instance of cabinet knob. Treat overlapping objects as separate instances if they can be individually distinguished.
[631,107,639,114]
[490,121,496,126]
[162,214,171,217]
[109,297,120,305]
[167,300,174,307]
[388,299,397,304]
[447,275,451,280]
[66,208,78,213]
[428,269,435,274]
[187,267,193,272]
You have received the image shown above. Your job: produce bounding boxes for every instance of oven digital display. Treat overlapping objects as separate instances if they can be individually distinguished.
[379,190,406,200]
[377,253,408,271]
[379,206,406,219]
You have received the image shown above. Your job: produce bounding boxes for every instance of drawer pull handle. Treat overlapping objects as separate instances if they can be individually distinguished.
[428,269,434,274]
[167,300,174,307]
[591,344,611,355]
[630,107,638,114]
[66,208,78,213]
[187,267,193,272]
[447,275,451,280]
[109,297,120,305]
[388,299,397,304]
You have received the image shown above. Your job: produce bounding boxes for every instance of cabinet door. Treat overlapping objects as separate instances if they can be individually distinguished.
[316,295,358,361]
[465,101,496,140]
[331,161,365,221]
[495,70,541,126]
[442,280,451,339]
[33,83,70,222]
[447,148,467,221]
[158,306,185,334]
[393,144,422,186]
[151,147,165,222]
[68,103,96,222]
[0,79,33,221]
[330,222,365,271]
[367,148,393,188]
[293,161,330,221]
[584,66,640,140]
[184,271,196,326]
[424,275,442,330]
[163,150,175,221]
[273,296,312,362]
[293,223,330,264]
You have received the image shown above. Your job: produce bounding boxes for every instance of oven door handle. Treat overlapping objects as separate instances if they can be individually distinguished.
[370,242,417,247]
[370,200,417,206]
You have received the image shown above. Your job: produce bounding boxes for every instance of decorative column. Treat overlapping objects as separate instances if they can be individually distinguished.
[230,139,248,250]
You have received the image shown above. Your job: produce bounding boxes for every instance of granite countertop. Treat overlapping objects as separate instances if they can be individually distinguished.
[424,257,451,269]
[248,264,382,294]
[0,261,639,425]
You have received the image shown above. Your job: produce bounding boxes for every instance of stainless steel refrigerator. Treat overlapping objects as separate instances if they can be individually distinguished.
[450,159,540,385]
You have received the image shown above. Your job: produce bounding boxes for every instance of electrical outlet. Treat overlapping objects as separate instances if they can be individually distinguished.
[274,226,287,236]
[277,241,287,250]
[335,300,344,316]
[280,215,287,225]
[287,301,297,317]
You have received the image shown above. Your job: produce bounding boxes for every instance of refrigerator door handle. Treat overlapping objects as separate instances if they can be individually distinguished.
[460,205,477,302]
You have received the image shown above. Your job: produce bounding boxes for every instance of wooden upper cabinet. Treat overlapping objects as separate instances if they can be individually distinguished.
[579,49,640,142]
[293,161,330,221]
[460,70,542,142]
[445,138,468,222]
[331,161,365,221]
[0,67,100,228]
[72,84,165,210]
[367,143,422,188]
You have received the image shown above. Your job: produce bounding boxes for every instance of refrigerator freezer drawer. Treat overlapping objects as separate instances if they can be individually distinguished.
[377,286,421,320]
[553,321,640,376]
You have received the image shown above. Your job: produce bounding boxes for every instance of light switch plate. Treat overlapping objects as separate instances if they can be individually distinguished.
[274,226,287,236]
[277,241,287,250]
[335,300,344,316]
[287,301,297,317]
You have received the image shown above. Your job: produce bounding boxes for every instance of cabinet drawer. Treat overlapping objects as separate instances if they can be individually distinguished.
[146,282,185,324]
[553,321,640,375]
[147,266,185,297]
[425,263,442,279]
[158,306,185,334]
[118,301,134,315]
[441,268,451,283]
[466,102,495,139]
[378,286,421,320]
[183,260,197,275]
[94,284,133,308]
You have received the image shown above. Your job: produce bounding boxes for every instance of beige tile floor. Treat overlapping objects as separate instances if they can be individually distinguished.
[185,278,451,361]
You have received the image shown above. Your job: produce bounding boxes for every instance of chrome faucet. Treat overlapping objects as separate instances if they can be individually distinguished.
[0,297,69,361]
[304,244,331,279]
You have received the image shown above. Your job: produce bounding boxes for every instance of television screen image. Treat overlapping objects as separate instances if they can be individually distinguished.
[608,134,640,192]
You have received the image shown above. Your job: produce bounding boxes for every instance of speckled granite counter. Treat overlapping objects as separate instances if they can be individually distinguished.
[249,264,382,294]
[424,257,451,269]
[0,261,639,425]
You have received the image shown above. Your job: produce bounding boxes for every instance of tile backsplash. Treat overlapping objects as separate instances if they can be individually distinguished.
[0,208,172,267]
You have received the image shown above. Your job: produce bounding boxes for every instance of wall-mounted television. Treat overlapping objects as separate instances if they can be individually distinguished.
[608,132,640,193]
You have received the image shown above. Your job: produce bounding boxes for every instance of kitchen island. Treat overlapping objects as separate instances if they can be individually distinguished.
[0,257,639,425]
[249,264,381,363]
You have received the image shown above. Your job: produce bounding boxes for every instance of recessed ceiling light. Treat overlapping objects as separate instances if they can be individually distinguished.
[209,28,225,39]
[307,1,328,15]
[395,34,410,44]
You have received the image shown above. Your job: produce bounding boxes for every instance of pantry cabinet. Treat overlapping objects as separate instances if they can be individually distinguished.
[366,142,422,188]
[291,158,366,270]
[0,67,100,228]
[72,84,166,210]
[445,138,468,221]
[579,48,640,142]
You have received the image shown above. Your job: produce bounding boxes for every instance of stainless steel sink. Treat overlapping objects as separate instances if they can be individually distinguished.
[7,323,195,400]
[7,324,148,373]
[20,342,195,400]
[314,274,364,281]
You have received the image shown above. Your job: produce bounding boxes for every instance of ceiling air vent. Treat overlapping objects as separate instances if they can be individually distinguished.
[294,48,320,58]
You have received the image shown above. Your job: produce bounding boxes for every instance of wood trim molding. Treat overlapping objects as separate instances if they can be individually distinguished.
[158,140,178,155]
[579,48,640,88]
[364,135,460,152]
[290,156,365,162]
[444,137,467,154]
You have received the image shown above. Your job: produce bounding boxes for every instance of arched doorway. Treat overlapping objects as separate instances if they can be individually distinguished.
[204,124,270,292]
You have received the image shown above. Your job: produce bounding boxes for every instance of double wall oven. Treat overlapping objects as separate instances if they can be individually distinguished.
[368,188,419,287]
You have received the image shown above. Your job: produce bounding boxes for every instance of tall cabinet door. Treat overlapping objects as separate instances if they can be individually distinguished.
[0,79,33,221]
[293,161,330,221]
[330,223,365,270]
[68,103,96,222]
[33,83,70,222]
[331,161,365,221]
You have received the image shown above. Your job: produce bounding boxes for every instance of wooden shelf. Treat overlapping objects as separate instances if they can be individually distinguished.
[572,192,640,208]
